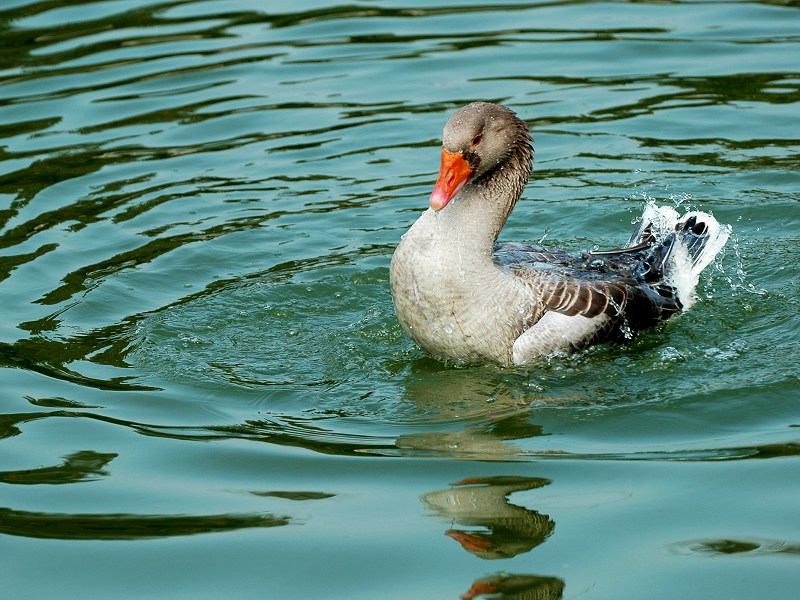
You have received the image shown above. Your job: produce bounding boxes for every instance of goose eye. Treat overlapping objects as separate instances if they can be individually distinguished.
[471,133,482,147]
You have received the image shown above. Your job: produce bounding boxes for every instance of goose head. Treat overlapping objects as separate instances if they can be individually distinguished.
[429,102,531,211]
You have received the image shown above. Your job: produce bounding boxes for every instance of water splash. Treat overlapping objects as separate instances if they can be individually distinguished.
[538,227,550,244]
[714,231,768,299]
[605,292,634,340]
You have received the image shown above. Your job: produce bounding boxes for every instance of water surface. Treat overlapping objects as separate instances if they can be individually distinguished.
[1,1,799,598]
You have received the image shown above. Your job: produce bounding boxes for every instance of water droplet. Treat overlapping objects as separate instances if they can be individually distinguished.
[659,346,684,362]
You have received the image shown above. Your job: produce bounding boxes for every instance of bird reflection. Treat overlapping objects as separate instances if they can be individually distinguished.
[397,409,544,460]
[396,358,549,459]
[401,358,537,419]
[461,572,564,600]
[420,476,554,559]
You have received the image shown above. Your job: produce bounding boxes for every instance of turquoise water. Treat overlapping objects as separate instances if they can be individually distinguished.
[1,0,799,597]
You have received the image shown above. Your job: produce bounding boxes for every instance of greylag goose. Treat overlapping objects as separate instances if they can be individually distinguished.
[390,102,730,366]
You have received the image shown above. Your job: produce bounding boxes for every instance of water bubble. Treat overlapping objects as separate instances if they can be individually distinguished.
[659,346,685,362]
[179,334,203,347]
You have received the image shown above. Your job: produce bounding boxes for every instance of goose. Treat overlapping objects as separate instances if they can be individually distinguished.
[389,102,730,366]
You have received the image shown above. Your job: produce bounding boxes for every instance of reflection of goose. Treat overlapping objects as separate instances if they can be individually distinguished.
[401,358,531,414]
[390,102,730,366]
[420,476,553,559]
[397,413,544,459]
[462,573,564,600]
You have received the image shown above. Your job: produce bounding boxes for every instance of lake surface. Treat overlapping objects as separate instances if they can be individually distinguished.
[1,0,799,598]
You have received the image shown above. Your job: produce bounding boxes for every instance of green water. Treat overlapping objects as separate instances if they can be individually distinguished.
[1,1,799,598]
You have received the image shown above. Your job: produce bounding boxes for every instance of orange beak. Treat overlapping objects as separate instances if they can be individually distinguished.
[429,149,473,211]
[446,530,492,553]
[461,581,498,600]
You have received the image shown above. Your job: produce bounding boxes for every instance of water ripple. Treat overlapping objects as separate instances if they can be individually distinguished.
[0,2,798,594]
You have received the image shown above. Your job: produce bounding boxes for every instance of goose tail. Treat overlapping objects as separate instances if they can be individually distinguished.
[629,202,731,309]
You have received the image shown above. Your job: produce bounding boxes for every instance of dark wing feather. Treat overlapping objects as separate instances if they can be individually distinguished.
[538,279,627,319]
[495,239,683,343]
